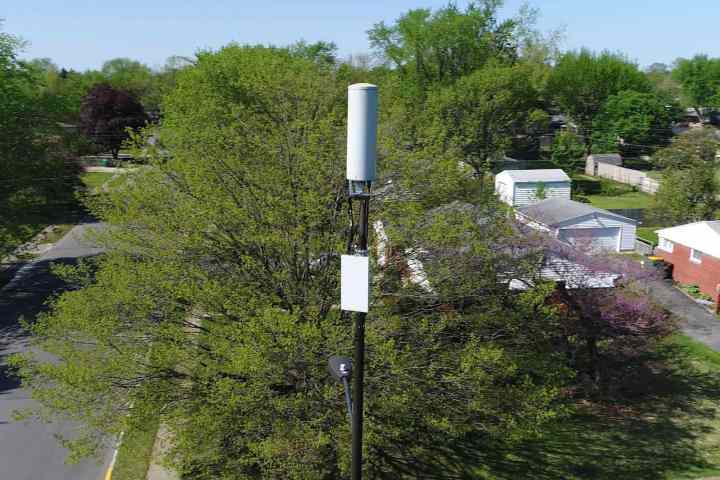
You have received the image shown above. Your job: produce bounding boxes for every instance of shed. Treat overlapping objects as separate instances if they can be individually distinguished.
[495,169,571,207]
[517,198,637,253]
[586,153,622,176]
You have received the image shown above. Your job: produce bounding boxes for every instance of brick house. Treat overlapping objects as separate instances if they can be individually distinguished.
[654,221,720,302]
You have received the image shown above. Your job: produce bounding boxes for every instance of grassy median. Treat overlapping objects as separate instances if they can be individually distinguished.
[111,415,160,480]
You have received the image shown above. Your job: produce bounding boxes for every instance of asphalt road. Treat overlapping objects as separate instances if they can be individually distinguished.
[0,222,109,480]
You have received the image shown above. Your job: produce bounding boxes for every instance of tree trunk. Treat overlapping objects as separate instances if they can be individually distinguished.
[587,337,600,385]
[694,106,705,124]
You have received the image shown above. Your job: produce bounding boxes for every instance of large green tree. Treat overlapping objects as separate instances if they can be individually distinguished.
[653,127,720,169]
[547,49,651,154]
[550,130,586,171]
[645,62,682,101]
[591,90,679,154]
[14,44,571,478]
[651,129,720,224]
[368,1,518,95]
[653,165,719,225]
[0,25,80,256]
[421,63,545,179]
[368,2,554,166]
[101,57,155,105]
[673,54,720,117]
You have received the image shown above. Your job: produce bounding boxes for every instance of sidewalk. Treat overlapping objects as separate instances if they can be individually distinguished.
[145,313,203,479]
[644,280,720,350]
[145,425,179,480]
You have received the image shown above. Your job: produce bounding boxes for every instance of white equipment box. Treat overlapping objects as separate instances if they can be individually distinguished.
[341,255,369,313]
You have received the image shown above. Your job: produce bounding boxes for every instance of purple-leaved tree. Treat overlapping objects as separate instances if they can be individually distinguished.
[79,83,147,160]
[538,234,674,391]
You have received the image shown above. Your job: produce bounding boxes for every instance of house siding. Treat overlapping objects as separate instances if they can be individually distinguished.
[495,179,513,205]
[555,213,636,252]
[655,241,720,300]
[512,181,571,207]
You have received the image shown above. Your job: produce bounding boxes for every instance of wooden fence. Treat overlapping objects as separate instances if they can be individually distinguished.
[586,160,660,194]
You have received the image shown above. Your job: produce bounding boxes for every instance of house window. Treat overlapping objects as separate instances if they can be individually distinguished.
[658,237,674,252]
[690,248,703,264]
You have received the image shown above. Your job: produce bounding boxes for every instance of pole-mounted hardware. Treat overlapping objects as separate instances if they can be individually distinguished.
[328,356,353,422]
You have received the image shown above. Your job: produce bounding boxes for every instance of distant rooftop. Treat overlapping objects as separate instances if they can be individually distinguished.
[518,198,636,227]
[499,169,571,183]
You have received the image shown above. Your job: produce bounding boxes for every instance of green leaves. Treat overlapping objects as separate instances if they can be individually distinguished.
[368,1,518,98]
[592,90,678,155]
[673,54,720,110]
[548,49,651,153]
[421,63,541,177]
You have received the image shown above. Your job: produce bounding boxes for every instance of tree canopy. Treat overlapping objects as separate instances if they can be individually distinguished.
[673,55,720,112]
[592,90,678,154]
[550,130,586,171]
[0,25,82,256]
[547,49,651,153]
[652,129,720,225]
[368,1,519,97]
[78,83,147,159]
[421,63,544,178]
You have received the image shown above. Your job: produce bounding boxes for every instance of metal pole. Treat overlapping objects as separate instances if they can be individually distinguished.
[351,192,369,480]
[351,310,365,480]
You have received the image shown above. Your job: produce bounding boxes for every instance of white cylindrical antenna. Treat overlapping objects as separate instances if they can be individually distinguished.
[346,83,378,182]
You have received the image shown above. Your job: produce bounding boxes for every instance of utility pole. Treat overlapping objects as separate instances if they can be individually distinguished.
[352,189,369,480]
[340,83,378,480]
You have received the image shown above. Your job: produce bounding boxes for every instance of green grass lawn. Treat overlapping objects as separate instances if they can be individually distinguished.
[637,226,660,245]
[111,415,160,480]
[393,334,720,479]
[644,170,664,181]
[585,190,655,210]
[80,172,114,190]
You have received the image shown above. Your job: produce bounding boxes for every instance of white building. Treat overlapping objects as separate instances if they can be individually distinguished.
[516,198,637,253]
[495,169,571,207]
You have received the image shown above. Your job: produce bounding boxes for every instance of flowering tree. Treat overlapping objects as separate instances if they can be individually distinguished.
[539,238,673,391]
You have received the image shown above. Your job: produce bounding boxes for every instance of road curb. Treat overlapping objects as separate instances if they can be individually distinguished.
[104,431,124,480]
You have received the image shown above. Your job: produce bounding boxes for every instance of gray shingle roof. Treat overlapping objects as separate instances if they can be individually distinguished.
[501,169,570,183]
[517,198,636,227]
[588,153,622,164]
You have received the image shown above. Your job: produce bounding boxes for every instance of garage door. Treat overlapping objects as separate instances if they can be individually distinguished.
[558,227,621,252]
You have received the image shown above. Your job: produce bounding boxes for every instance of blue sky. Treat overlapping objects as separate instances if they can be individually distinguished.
[3,0,720,71]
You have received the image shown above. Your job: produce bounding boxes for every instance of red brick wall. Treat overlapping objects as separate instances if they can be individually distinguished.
[655,243,720,301]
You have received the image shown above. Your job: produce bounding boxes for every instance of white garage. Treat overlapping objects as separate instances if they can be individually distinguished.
[495,169,572,207]
[558,227,621,252]
[517,198,637,253]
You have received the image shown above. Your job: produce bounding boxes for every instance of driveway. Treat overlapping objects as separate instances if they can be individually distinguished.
[644,280,720,350]
[0,222,110,480]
